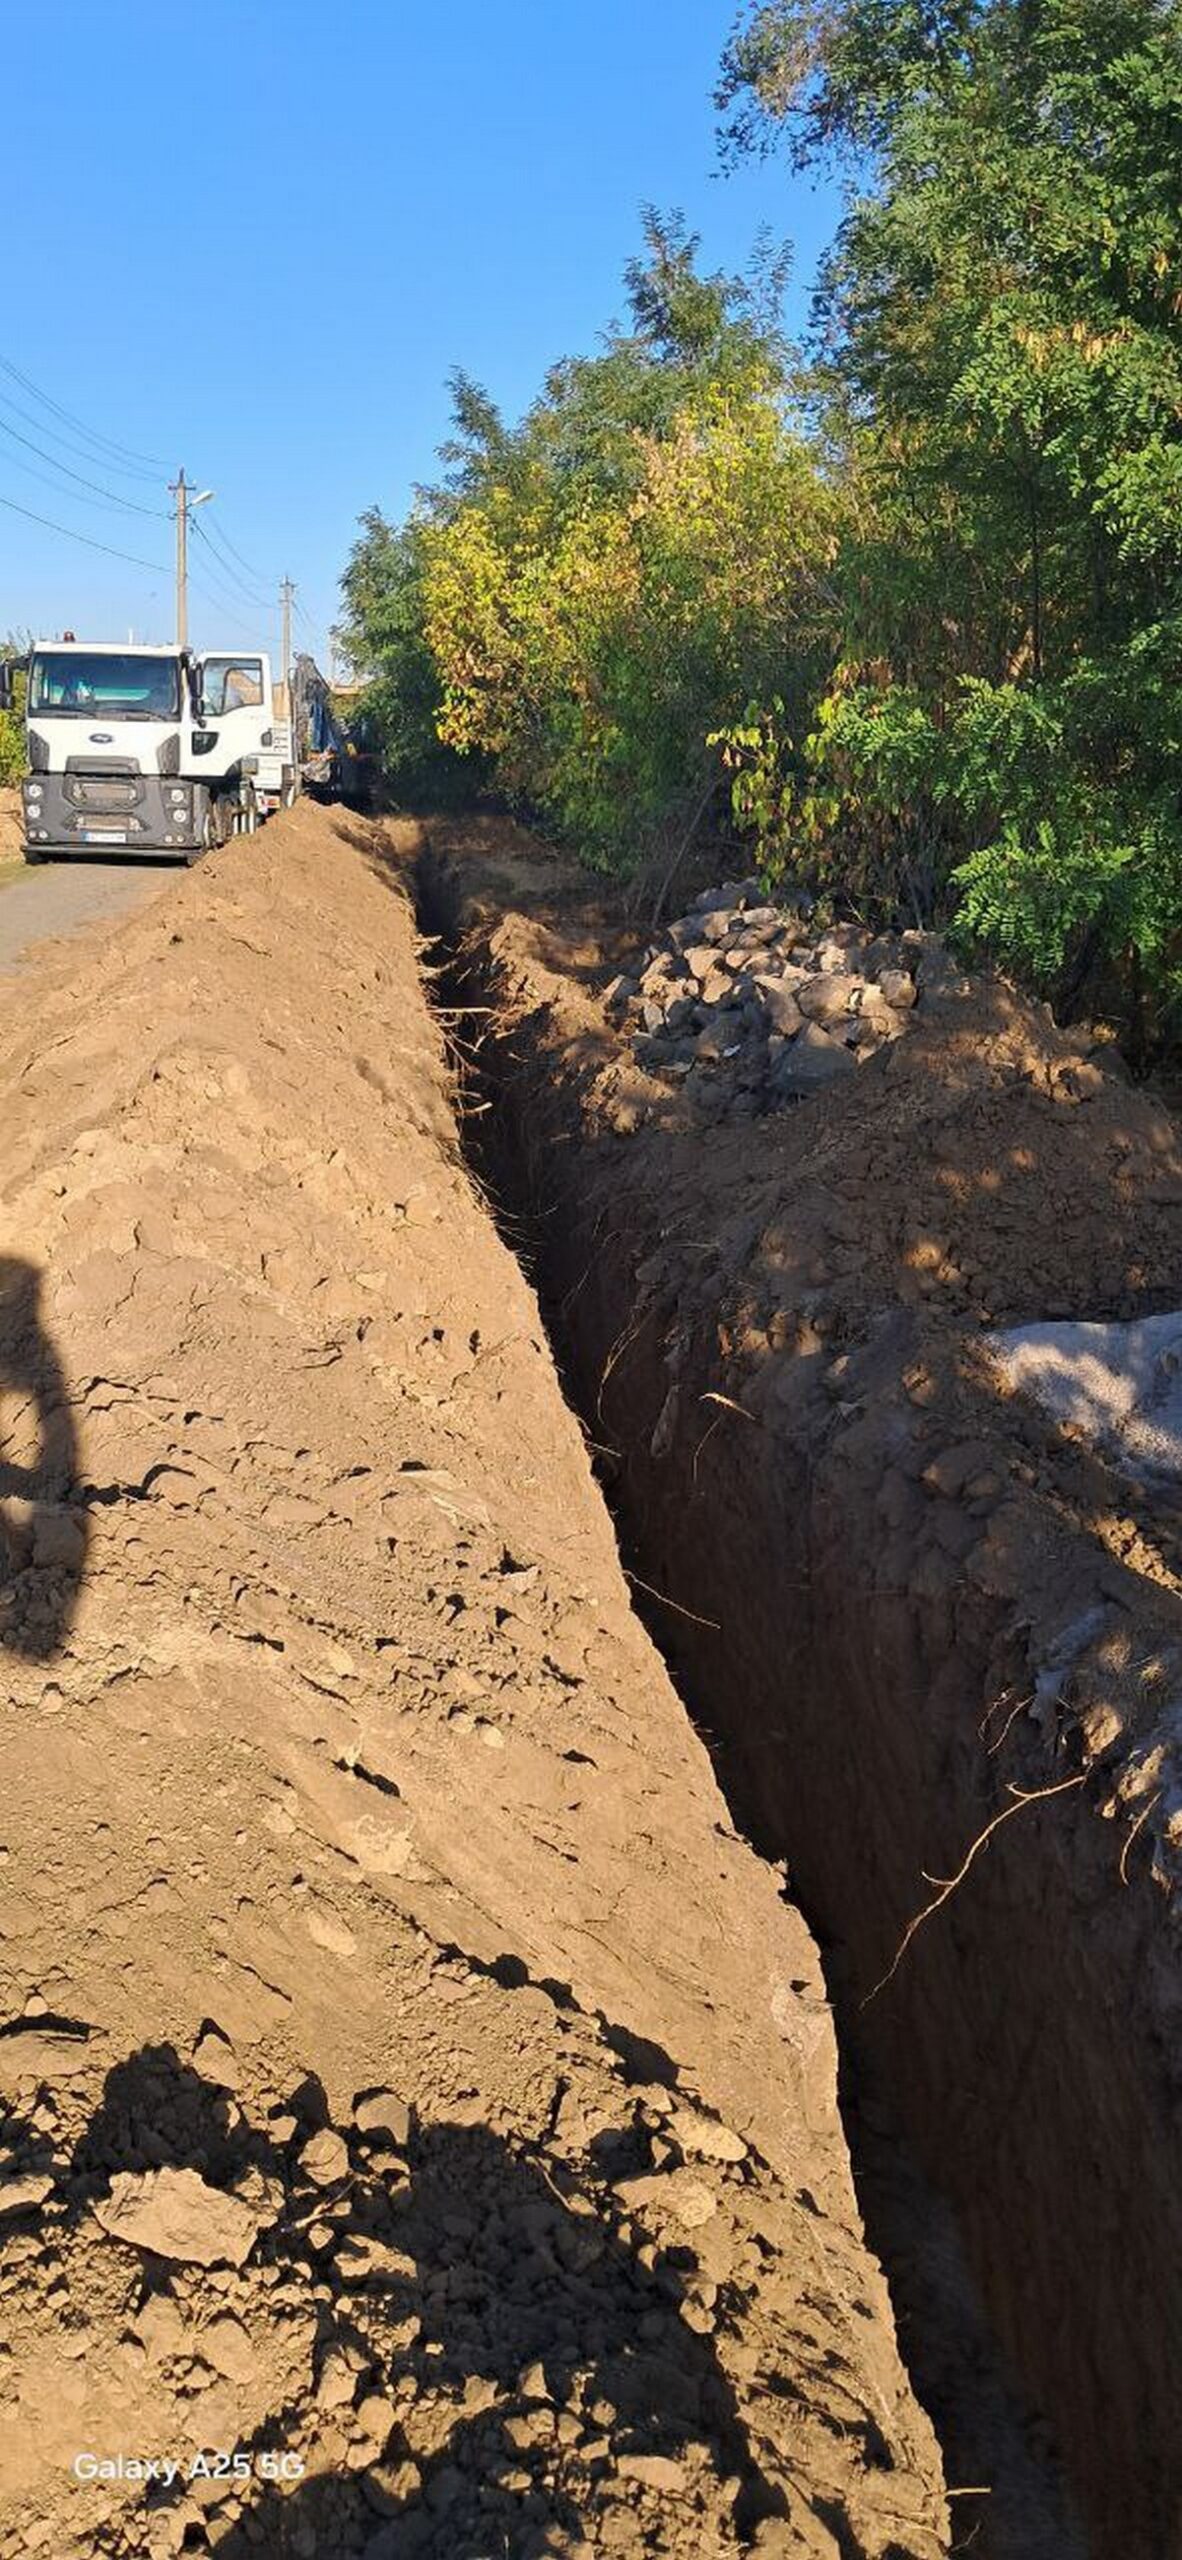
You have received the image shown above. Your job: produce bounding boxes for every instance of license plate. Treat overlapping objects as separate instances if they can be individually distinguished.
[80,828,128,844]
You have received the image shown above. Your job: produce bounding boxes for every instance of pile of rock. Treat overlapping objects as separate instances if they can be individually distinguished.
[606,878,925,1118]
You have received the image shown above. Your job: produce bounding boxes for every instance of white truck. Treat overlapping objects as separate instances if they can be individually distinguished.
[0,640,290,863]
[199,649,296,818]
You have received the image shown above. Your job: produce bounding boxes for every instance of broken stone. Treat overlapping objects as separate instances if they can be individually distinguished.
[772,1022,858,1092]
[0,2175,52,2221]
[614,2169,717,2229]
[796,972,861,1027]
[879,968,917,1010]
[667,2106,747,2164]
[0,2024,92,2094]
[356,2390,396,2443]
[352,2088,411,2149]
[752,979,802,1039]
[316,2348,357,2410]
[192,2024,238,2091]
[94,2169,259,2268]
[618,2453,688,2494]
[300,2128,350,2188]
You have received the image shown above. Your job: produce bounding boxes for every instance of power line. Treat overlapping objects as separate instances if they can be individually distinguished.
[0,490,167,573]
[0,411,168,518]
[0,354,167,474]
[0,383,162,486]
[197,513,274,609]
[204,513,270,590]
[0,438,164,523]
[190,518,274,623]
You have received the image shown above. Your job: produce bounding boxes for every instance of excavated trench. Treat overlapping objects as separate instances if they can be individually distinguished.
[413,822,1182,2560]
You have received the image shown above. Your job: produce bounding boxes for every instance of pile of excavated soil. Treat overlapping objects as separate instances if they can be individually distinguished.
[0,789,22,869]
[420,813,1182,2560]
[0,803,947,2560]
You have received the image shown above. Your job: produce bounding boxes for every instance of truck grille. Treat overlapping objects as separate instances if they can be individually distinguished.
[66,776,140,811]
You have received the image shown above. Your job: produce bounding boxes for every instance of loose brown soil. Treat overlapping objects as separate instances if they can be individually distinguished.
[419,810,1182,2560]
[0,803,948,2560]
[0,788,22,874]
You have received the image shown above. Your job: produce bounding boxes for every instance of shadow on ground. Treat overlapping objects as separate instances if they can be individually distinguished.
[0,1253,87,1659]
[20,2041,793,2558]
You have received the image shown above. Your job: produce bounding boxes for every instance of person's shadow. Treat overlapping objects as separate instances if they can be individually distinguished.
[200,2108,777,2560]
[0,1255,87,1660]
[39,2038,793,2558]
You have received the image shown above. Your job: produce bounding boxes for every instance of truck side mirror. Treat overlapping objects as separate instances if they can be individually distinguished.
[0,663,14,714]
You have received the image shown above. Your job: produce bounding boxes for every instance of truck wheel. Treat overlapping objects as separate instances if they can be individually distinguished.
[187,804,220,864]
[23,846,45,866]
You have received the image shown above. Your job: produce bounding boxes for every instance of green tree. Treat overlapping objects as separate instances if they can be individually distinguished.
[338,216,838,878]
[720,0,1182,1054]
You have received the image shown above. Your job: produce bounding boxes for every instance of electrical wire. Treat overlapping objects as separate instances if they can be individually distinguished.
[190,520,274,625]
[0,412,168,518]
[0,354,167,474]
[196,513,274,609]
[203,513,270,590]
[0,439,164,523]
[0,490,167,573]
[0,383,162,487]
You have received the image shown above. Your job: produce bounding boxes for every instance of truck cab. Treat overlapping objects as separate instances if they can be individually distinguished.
[3,640,281,862]
[192,650,295,817]
[17,643,210,860]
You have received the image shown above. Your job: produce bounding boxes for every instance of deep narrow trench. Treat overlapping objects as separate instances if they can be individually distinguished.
[411,854,1092,2560]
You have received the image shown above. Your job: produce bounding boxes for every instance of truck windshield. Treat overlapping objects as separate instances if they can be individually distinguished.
[28,652,182,719]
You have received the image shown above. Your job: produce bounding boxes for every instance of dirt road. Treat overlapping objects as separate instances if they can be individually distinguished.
[0,785,178,970]
[0,802,947,2560]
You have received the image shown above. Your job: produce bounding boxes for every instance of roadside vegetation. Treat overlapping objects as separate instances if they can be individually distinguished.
[338,0,1182,1066]
[0,647,26,786]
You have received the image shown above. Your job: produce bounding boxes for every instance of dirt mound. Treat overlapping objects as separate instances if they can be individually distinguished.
[0,804,946,2559]
[421,812,1182,2558]
[0,788,22,868]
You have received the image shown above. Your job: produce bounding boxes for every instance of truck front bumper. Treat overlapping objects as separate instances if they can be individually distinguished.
[21,773,209,856]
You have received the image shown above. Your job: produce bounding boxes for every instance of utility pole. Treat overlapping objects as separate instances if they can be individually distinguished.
[169,469,213,651]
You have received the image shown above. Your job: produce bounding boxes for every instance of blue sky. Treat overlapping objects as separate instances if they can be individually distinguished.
[3,0,840,669]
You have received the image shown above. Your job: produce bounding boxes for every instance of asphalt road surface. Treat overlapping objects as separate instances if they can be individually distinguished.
[0,853,176,973]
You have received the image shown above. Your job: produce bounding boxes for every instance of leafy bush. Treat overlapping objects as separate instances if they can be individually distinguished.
[0,663,26,786]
